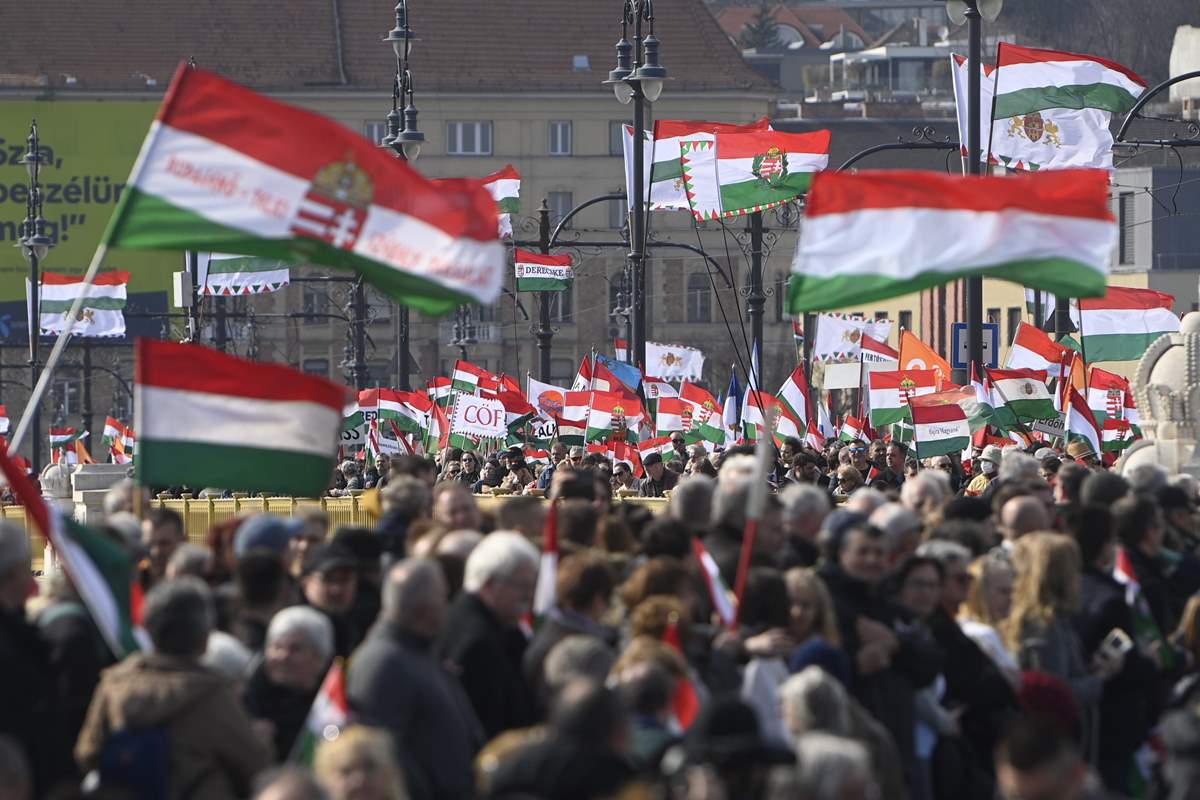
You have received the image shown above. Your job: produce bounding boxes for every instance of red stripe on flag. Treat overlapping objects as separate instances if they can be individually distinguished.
[996,43,1147,86]
[716,129,831,159]
[1078,286,1175,311]
[654,117,771,139]
[987,367,1050,383]
[482,165,520,182]
[136,338,347,409]
[513,249,573,267]
[41,270,131,286]
[152,65,498,241]
[911,403,967,424]
[804,169,1114,221]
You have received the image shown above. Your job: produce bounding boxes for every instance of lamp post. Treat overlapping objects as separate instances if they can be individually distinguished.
[18,120,53,476]
[534,200,555,382]
[382,0,424,391]
[451,305,476,361]
[947,0,1002,378]
[605,0,667,371]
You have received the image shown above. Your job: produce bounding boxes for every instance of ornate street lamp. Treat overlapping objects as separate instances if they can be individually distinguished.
[17,120,53,475]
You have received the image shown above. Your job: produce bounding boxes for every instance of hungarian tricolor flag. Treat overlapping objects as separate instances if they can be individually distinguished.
[290,663,350,766]
[610,440,644,478]
[1087,367,1130,422]
[679,382,725,445]
[135,339,345,496]
[102,66,503,314]
[481,164,520,238]
[987,367,1057,422]
[102,416,136,464]
[359,388,429,436]
[532,499,559,618]
[426,376,453,408]
[693,537,737,628]
[910,396,972,459]
[514,249,573,292]
[1102,418,1135,452]
[1078,287,1179,362]
[655,396,685,436]
[661,618,701,730]
[860,335,899,365]
[0,446,142,657]
[789,169,1114,313]
[556,391,590,446]
[39,270,130,338]
[571,355,593,392]
[776,366,813,429]
[1066,387,1103,457]
[1113,548,1174,670]
[741,391,801,443]
[637,117,772,211]
[993,44,1147,121]
[839,415,865,443]
[867,369,938,427]
[1007,321,1068,376]
[586,392,644,443]
[681,129,830,220]
[637,436,674,465]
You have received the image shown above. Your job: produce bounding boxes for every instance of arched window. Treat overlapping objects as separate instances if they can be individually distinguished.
[686,273,711,323]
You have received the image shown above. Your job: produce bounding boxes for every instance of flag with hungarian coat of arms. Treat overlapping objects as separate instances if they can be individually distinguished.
[586,393,643,443]
[679,382,724,445]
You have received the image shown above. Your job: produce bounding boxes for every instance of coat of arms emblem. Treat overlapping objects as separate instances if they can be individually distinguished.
[752,145,789,187]
[1005,111,1063,148]
[289,157,373,250]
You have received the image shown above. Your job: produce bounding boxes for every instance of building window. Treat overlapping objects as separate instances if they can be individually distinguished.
[474,304,496,323]
[53,378,80,417]
[874,311,887,321]
[367,288,392,325]
[1007,307,1022,344]
[549,121,572,156]
[549,288,573,323]
[609,121,627,156]
[551,358,574,384]
[548,192,574,228]
[446,121,493,156]
[987,307,1001,327]
[302,358,329,377]
[1119,191,1136,265]
[302,286,330,324]
[363,121,388,145]
[686,273,712,323]
[899,310,913,333]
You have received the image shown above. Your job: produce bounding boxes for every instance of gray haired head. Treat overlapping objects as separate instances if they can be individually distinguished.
[266,605,336,663]
[143,576,214,657]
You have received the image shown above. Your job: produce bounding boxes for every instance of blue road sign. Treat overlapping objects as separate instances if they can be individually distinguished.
[952,323,999,369]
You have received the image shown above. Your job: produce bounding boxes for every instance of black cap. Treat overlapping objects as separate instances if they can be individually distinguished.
[642,452,663,468]
[302,543,357,576]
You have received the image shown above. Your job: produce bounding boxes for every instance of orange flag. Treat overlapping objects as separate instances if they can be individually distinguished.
[899,331,953,387]
[1059,350,1087,411]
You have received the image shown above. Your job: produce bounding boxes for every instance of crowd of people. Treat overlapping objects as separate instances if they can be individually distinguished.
[4,431,1200,799]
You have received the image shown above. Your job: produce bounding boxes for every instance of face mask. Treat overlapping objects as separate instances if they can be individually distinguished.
[980,460,997,475]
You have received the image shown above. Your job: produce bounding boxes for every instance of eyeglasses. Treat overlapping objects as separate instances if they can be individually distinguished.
[848,447,865,454]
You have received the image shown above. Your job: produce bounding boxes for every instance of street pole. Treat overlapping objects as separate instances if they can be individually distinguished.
[214,296,228,352]
[964,2,984,381]
[630,81,647,372]
[747,212,766,391]
[1054,295,1072,339]
[351,278,369,391]
[81,341,93,444]
[186,251,201,341]
[19,120,53,478]
[397,306,410,390]
[535,200,554,382]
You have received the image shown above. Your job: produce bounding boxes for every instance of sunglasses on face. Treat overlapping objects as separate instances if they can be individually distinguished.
[849,447,865,454]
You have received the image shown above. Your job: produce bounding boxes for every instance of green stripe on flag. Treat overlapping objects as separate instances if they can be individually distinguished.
[63,517,141,656]
[787,257,1105,315]
[208,255,288,274]
[135,440,335,497]
[720,174,814,213]
[497,198,520,214]
[1081,332,1167,362]
[651,160,682,183]
[105,190,476,316]
[41,298,127,312]
[915,434,970,459]
[516,277,571,292]
[994,83,1142,119]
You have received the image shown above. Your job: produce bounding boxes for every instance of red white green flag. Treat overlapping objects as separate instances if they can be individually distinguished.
[776,366,813,430]
[789,169,1114,313]
[290,663,350,766]
[481,165,520,238]
[1087,367,1130,423]
[135,339,345,496]
[102,66,503,315]
[1078,287,1179,362]
[679,382,724,445]
[586,392,644,443]
[867,369,938,427]
[102,416,136,464]
[1066,386,1102,456]
[910,396,972,459]
[1007,321,1068,376]
[514,249,573,292]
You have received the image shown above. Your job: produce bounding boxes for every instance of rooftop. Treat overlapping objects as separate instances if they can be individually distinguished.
[0,0,776,95]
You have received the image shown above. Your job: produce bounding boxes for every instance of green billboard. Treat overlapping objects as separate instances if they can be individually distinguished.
[0,100,176,303]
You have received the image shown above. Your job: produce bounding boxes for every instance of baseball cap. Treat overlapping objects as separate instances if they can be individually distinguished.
[234,514,303,557]
[302,543,358,576]
[1034,447,1057,462]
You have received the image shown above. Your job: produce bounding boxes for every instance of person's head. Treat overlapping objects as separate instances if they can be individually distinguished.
[1054,462,1090,506]
[629,595,690,641]
[463,531,539,627]
[785,568,840,646]
[928,454,955,476]
[671,432,687,451]
[845,441,869,471]
[869,502,923,568]
[286,508,328,576]
[844,487,887,516]
[460,452,480,475]
[886,442,907,474]
[549,680,628,754]
[301,544,359,615]
[0,523,33,614]
[544,636,617,697]
[264,605,335,691]
[836,524,888,586]
[141,507,185,579]
[568,446,586,467]
[995,717,1088,800]
[379,475,431,521]
[642,452,665,481]
[613,661,674,725]
[1112,493,1165,557]
[313,726,407,800]
[639,517,692,559]
[431,482,481,531]
[793,732,874,800]
[165,542,212,580]
[893,556,944,619]
[495,495,546,541]
[235,514,303,560]
[381,557,447,639]
[916,539,974,615]
[669,475,714,528]
[835,465,864,494]
[867,438,885,464]
[1079,471,1129,508]
[1064,504,1115,570]
[739,568,791,631]
[999,495,1051,543]
[1005,533,1082,650]
[252,766,329,800]
[143,576,214,658]
[236,549,290,613]
[612,460,634,487]
[780,665,852,738]
[555,552,614,620]
[1040,456,1062,482]
[779,482,831,542]
[962,552,1015,625]
[900,470,951,515]
[479,461,500,484]
[389,454,437,488]
[550,441,567,462]
[1129,463,1171,497]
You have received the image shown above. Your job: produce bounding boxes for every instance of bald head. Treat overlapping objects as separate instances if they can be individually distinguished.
[1000,496,1050,542]
[382,558,447,637]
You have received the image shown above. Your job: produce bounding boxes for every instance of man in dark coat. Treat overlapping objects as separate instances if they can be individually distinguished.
[636,453,678,498]
[434,531,540,738]
[348,559,481,800]
[818,520,942,779]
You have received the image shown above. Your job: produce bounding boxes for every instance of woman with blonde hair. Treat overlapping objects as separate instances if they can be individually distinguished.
[314,725,408,800]
[958,553,1020,687]
[784,567,841,650]
[1003,533,1121,760]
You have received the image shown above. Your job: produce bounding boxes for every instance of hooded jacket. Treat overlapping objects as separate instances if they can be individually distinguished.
[76,652,271,799]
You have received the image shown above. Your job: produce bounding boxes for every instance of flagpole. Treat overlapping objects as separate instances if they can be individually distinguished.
[984,41,1003,171]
